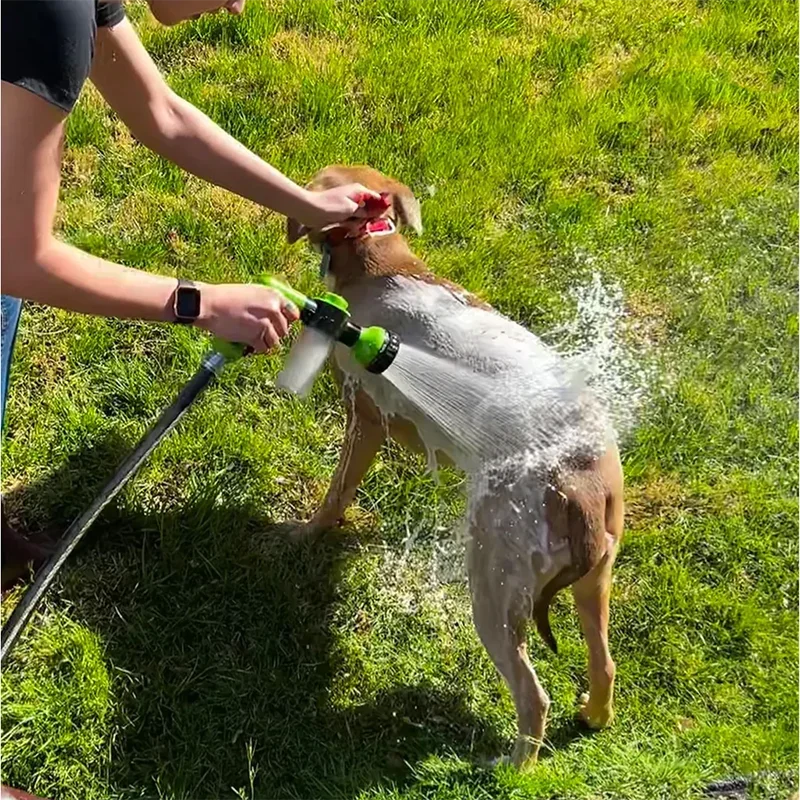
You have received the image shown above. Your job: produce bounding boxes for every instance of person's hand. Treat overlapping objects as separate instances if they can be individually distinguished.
[297,183,383,230]
[194,283,300,354]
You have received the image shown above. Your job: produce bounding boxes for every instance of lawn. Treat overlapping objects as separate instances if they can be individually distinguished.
[1,0,797,798]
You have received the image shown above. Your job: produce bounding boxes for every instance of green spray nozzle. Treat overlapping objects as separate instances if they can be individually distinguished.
[211,274,399,374]
[352,326,400,374]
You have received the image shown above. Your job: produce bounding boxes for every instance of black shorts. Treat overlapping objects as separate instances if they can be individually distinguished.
[1,0,126,113]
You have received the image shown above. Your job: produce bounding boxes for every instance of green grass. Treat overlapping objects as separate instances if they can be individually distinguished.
[1,0,797,797]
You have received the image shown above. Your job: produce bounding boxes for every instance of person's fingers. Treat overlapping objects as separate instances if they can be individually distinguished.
[348,186,381,204]
[248,335,269,355]
[270,309,289,339]
[260,320,280,352]
[349,188,389,219]
[281,301,300,322]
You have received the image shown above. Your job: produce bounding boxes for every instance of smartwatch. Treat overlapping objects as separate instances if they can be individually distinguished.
[172,279,201,324]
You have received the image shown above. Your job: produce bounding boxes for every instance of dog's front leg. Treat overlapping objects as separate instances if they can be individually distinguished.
[293,388,386,539]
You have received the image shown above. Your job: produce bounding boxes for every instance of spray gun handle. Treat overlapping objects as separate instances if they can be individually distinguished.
[258,274,312,311]
[209,274,312,361]
[211,337,247,361]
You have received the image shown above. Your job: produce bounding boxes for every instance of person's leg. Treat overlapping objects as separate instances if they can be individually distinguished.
[1,295,51,591]
[1,294,23,426]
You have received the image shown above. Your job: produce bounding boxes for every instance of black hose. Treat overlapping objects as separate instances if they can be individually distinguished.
[703,769,797,797]
[1,352,226,662]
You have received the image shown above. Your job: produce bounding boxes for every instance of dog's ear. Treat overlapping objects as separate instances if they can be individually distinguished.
[286,217,308,244]
[390,186,423,235]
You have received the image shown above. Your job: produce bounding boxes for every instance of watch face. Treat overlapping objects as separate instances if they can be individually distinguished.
[176,286,201,320]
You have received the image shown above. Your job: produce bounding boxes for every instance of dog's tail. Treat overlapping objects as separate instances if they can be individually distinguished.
[532,473,611,654]
[533,565,583,654]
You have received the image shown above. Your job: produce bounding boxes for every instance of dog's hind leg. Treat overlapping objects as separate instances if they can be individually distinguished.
[468,533,549,770]
[571,544,617,729]
[572,450,623,728]
[297,388,386,537]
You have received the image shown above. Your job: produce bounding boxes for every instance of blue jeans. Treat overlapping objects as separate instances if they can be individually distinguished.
[1,295,23,429]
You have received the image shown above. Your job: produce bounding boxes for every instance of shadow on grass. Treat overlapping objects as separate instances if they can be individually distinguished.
[2,432,131,547]
[542,715,596,756]
[3,443,512,799]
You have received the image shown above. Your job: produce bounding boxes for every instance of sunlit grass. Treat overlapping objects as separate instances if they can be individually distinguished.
[1,1,796,797]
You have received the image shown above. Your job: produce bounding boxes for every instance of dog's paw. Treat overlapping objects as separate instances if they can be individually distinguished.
[511,735,543,772]
[578,692,614,729]
[285,514,345,540]
[479,746,537,772]
[285,521,327,541]
[477,753,511,770]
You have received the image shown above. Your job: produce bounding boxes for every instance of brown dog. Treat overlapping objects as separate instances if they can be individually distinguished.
[286,166,624,769]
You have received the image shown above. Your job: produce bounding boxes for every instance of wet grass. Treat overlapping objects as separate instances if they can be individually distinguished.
[1,0,797,798]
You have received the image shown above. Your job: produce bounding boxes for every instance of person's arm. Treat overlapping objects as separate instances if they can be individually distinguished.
[1,80,297,353]
[1,81,179,320]
[90,18,375,229]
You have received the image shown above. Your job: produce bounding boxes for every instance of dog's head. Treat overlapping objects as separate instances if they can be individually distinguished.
[286,165,422,245]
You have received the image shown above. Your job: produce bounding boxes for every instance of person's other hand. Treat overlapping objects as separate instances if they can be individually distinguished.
[195,283,300,353]
[298,183,383,230]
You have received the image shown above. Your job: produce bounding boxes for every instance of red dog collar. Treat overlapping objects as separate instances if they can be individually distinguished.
[318,192,395,277]
[324,216,396,246]
[322,191,395,246]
